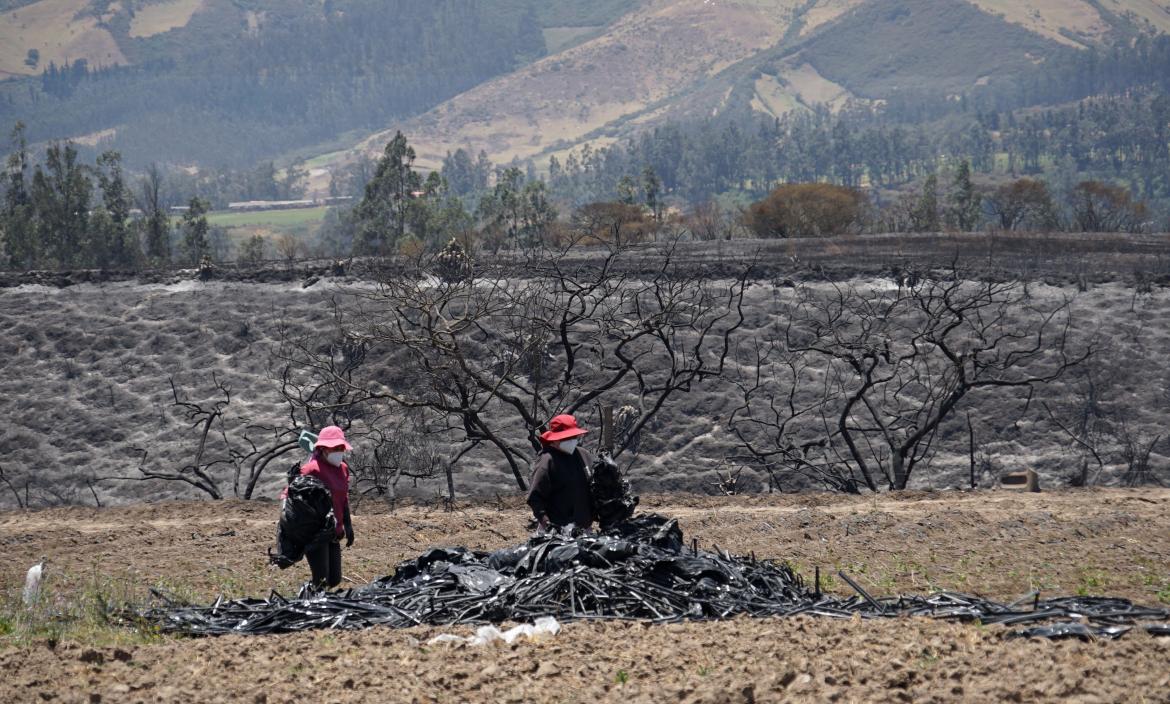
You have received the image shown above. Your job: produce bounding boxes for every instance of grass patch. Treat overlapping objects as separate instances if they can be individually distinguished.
[207,206,330,229]
[0,0,127,77]
[1157,585,1170,605]
[543,25,601,53]
[1076,569,1107,597]
[302,149,348,170]
[800,0,1069,97]
[128,0,203,39]
[0,573,163,649]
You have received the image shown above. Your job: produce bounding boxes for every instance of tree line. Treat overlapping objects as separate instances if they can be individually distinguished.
[2,122,1161,272]
[503,36,1170,220]
[0,124,218,270]
[2,128,1160,271]
[523,88,1168,217]
[322,131,1159,262]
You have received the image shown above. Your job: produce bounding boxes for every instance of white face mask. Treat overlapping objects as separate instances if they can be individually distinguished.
[557,439,579,455]
[325,451,345,466]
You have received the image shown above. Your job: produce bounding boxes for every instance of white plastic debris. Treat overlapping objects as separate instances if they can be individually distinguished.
[22,559,44,606]
[427,616,561,646]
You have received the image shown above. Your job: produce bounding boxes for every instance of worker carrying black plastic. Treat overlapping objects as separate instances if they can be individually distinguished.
[527,414,594,531]
[270,426,355,589]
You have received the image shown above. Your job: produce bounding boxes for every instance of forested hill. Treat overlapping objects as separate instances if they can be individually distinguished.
[0,0,637,168]
[371,0,1170,172]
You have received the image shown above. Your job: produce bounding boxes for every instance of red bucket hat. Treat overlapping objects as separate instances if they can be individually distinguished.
[315,425,352,451]
[540,414,588,444]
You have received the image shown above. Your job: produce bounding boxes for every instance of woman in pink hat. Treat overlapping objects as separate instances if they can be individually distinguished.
[294,425,354,588]
[526,414,594,531]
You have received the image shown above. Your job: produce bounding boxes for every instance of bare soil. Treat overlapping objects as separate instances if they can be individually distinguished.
[2,488,1169,702]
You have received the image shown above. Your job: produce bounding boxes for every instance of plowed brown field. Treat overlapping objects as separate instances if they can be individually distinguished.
[2,488,1169,703]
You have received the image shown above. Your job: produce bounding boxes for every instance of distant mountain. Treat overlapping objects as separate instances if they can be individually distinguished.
[354,0,1170,173]
[0,0,637,167]
[3,0,1168,175]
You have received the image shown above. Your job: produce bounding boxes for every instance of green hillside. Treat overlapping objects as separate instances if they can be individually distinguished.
[798,0,1075,96]
[205,206,329,229]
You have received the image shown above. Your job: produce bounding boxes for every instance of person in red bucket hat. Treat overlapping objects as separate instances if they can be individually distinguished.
[526,414,594,531]
[282,425,354,588]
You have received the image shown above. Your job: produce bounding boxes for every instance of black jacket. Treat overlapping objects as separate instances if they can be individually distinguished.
[526,447,594,528]
[269,474,337,568]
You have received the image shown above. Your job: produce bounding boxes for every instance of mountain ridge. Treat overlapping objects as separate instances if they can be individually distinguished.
[1,0,1167,176]
[344,0,1168,180]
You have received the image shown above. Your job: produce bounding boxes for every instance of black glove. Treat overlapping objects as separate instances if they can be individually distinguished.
[345,526,354,547]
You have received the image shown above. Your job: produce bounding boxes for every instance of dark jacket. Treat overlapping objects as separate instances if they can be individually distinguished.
[527,447,594,528]
[269,474,336,568]
[281,451,351,538]
[300,452,350,538]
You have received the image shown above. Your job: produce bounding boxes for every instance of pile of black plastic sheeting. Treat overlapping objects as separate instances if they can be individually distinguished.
[129,514,1170,639]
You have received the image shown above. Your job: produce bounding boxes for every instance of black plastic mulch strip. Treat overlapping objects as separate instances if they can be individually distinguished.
[123,514,1170,639]
[1007,623,1132,641]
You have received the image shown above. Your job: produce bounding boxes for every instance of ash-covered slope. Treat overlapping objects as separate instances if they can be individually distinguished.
[2,258,1168,508]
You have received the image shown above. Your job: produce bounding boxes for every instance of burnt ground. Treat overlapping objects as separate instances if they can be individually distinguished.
[4,246,1170,507]
[4,231,1170,289]
[2,488,1169,702]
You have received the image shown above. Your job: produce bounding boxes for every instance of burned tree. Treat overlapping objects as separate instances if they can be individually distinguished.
[1043,362,1167,488]
[730,272,1090,492]
[118,376,235,499]
[269,315,445,503]
[276,244,749,494]
[728,337,858,492]
[0,465,25,508]
[347,408,451,508]
[101,375,305,501]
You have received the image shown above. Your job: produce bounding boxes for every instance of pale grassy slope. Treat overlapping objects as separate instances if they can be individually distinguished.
[128,0,205,39]
[750,74,804,117]
[966,0,1112,48]
[357,0,796,170]
[749,62,853,118]
[0,0,125,78]
[337,0,1168,179]
[1100,0,1170,33]
[799,0,866,35]
[778,61,851,107]
[967,0,1170,46]
[0,0,207,78]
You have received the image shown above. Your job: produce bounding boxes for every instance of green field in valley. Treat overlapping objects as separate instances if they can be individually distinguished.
[206,206,330,229]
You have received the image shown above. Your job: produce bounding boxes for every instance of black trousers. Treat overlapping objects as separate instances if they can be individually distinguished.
[306,538,342,588]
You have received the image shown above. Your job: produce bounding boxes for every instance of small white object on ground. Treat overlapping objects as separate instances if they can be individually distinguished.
[428,617,562,646]
[22,560,44,606]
